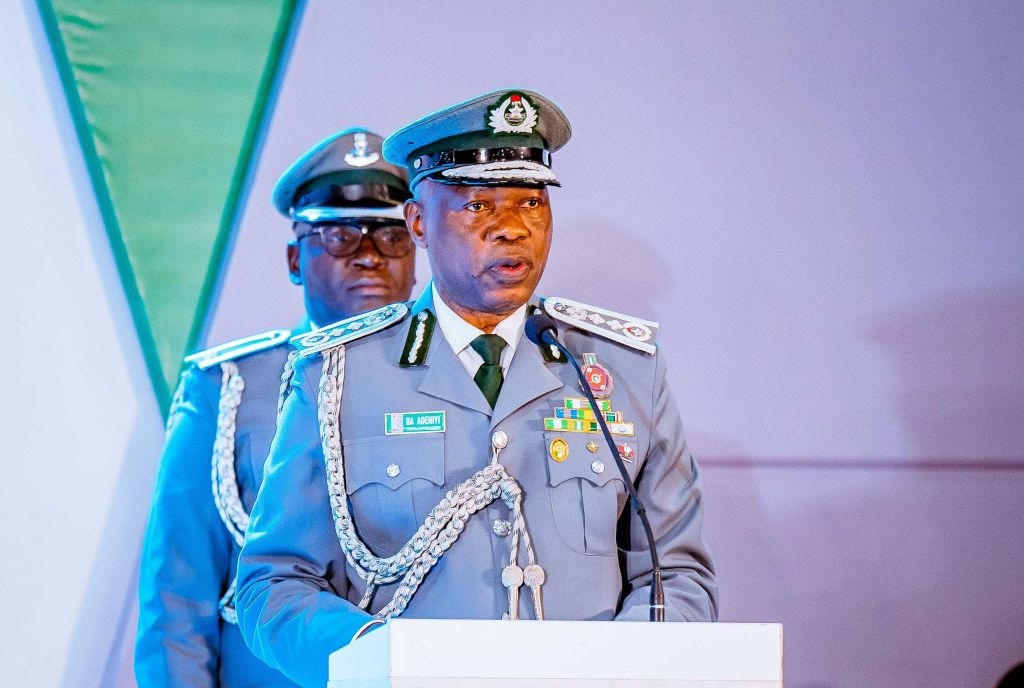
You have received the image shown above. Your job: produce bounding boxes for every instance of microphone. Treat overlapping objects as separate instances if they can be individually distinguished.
[525,313,666,622]
[524,313,560,353]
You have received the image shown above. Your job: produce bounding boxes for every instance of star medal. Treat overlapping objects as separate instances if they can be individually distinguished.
[580,353,613,399]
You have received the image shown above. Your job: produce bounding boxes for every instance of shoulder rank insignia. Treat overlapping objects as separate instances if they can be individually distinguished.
[542,296,659,355]
[399,308,436,367]
[292,302,409,357]
[184,329,291,371]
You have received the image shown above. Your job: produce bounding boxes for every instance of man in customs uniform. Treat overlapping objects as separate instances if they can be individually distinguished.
[135,129,416,687]
[235,90,718,688]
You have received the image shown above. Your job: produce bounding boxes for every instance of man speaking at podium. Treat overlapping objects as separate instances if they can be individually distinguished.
[235,89,718,688]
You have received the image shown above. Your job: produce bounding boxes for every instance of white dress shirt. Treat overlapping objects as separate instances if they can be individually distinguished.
[431,283,527,379]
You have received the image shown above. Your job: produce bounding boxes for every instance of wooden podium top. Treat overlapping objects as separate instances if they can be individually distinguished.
[328,620,783,687]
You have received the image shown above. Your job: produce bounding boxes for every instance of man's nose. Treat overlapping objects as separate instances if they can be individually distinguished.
[491,212,529,242]
[349,236,385,267]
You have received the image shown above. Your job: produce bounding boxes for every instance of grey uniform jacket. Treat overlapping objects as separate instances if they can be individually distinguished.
[235,291,718,688]
[135,334,300,687]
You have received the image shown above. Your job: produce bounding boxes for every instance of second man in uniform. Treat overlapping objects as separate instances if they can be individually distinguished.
[135,129,416,687]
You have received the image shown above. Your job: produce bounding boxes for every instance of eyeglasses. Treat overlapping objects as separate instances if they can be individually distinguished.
[294,221,413,258]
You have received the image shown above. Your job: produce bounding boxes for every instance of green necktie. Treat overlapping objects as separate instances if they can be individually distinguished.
[470,334,507,408]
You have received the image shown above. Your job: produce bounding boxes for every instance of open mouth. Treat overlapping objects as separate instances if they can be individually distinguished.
[487,256,533,282]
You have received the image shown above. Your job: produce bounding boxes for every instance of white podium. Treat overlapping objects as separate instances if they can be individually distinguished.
[328,620,782,687]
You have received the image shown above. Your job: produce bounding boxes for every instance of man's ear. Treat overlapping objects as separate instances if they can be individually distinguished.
[286,241,302,285]
[404,199,428,249]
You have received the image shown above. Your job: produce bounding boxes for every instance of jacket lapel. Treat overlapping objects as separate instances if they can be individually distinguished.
[489,333,565,429]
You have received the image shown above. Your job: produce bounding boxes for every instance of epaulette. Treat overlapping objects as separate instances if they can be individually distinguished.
[291,302,409,357]
[542,296,659,355]
[184,329,291,371]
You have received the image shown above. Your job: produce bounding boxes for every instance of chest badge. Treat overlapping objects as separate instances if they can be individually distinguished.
[549,437,570,463]
[384,411,446,435]
[580,352,614,399]
[617,442,636,463]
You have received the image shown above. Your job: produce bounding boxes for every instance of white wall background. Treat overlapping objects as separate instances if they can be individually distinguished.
[0,2,165,686]
[208,2,1024,687]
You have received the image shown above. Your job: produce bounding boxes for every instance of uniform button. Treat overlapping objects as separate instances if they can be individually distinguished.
[591,460,605,475]
[386,463,401,478]
[492,519,512,537]
[491,430,508,450]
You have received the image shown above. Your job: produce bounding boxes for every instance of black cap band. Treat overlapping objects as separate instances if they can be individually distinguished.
[412,146,552,174]
[292,182,410,210]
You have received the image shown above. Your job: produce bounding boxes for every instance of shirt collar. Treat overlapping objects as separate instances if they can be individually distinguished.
[431,283,528,354]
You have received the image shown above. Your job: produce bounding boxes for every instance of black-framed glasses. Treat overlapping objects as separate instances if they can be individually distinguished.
[294,221,413,258]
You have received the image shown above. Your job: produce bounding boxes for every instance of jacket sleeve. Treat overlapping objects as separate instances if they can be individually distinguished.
[135,368,226,687]
[235,357,374,688]
[615,348,719,622]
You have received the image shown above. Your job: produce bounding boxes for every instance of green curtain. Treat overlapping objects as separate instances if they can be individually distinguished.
[39,0,298,408]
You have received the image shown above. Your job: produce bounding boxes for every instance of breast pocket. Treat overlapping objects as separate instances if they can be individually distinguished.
[341,433,446,555]
[544,432,626,556]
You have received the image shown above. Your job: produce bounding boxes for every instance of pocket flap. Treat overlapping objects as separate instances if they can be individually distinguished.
[342,433,445,493]
[544,432,623,488]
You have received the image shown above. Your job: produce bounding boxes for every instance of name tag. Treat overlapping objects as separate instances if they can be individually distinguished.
[385,411,447,435]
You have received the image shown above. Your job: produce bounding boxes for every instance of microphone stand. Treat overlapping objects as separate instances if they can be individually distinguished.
[539,329,665,622]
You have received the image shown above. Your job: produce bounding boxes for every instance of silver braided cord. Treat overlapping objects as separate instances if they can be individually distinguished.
[502,485,544,620]
[218,584,238,625]
[317,345,545,621]
[276,349,299,424]
[210,361,247,623]
[212,362,248,545]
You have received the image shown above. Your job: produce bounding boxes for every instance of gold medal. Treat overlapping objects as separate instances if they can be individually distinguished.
[549,437,570,462]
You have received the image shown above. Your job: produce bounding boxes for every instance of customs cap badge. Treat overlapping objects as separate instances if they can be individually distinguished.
[344,132,381,167]
[487,92,539,134]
